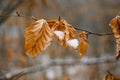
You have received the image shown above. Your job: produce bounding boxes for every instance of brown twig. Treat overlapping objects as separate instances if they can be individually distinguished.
[5,72,26,80]
[0,13,114,36]
[75,27,113,36]
[16,11,20,16]
[58,16,61,21]
[0,11,38,21]
[106,70,113,76]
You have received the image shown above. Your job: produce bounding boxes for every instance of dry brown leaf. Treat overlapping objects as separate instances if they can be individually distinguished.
[104,71,120,80]
[65,23,78,39]
[48,20,59,31]
[25,19,53,58]
[53,19,79,49]
[109,16,120,60]
[48,19,67,46]
[65,25,79,49]
[104,73,115,80]
[25,18,89,58]
[78,32,89,57]
[48,20,66,45]
[53,20,67,45]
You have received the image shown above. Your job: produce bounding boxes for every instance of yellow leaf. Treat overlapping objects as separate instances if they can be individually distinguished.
[25,19,53,58]
[78,32,89,57]
[109,16,120,60]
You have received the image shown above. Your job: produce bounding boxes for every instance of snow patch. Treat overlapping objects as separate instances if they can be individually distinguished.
[46,69,55,79]
[67,39,79,49]
[54,31,65,40]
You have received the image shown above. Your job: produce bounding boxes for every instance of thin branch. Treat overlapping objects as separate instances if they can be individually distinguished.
[107,70,113,76]
[0,0,25,25]
[75,27,113,36]
[5,56,119,79]
[0,13,114,36]
[9,72,26,80]
[0,12,38,21]
[15,11,38,21]
[58,16,61,21]
[16,11,21,16]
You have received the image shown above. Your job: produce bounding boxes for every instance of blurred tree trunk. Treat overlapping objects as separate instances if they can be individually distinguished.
[0,0,25,71]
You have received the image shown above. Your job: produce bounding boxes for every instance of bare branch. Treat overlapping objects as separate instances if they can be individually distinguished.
[107,70,113,76]
[75,27,113,36]
[5,56,119,79]
[0,12,38,21]
[16,11,21,16]
[0,0,25,25]
[0,13,114,36]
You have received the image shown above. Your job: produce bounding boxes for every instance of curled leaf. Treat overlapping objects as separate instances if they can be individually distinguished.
[104,71,120,80]
[48,20,59,31]
[78,32,89,57]
[54,19,79,49]
[25,18,89,58]
[109,16,120,60]
[53,20,67,45]
[48,20,67,45]
[25,19,53,58]
[65,25,79,49]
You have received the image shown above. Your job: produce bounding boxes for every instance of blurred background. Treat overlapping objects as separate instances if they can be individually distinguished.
[0,0,120,80]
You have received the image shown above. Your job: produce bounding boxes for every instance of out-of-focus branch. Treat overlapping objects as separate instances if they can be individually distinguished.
[0,72,25,80]
[0,0,25,25]
[5,56,119,79]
